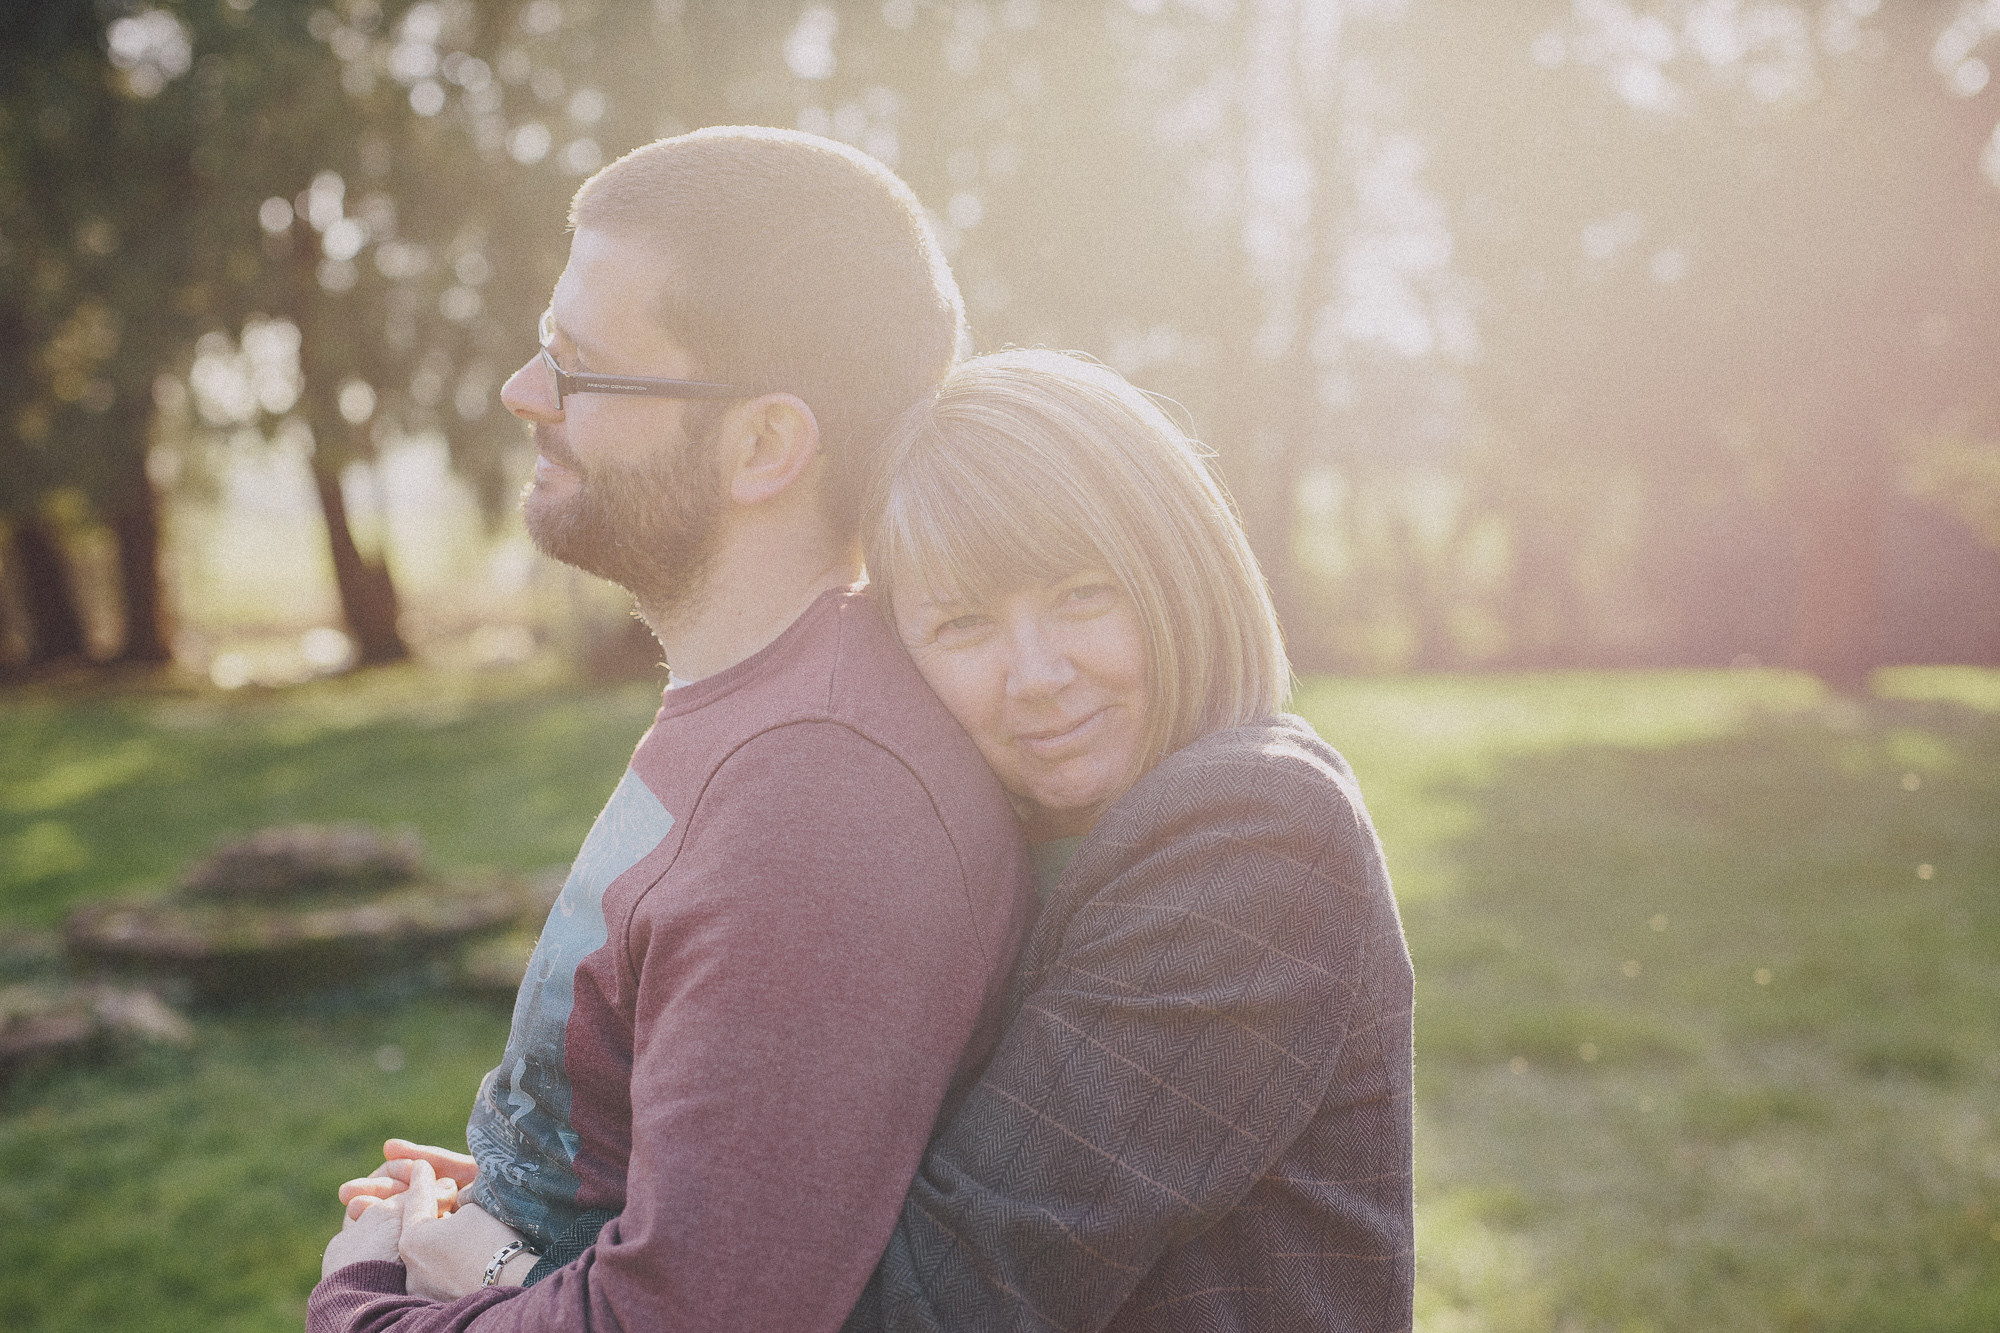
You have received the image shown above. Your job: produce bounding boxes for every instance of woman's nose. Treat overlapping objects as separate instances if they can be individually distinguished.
[1005,619,1076,699]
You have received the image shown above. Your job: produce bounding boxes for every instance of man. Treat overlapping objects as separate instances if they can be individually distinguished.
[309,127,1033,1333]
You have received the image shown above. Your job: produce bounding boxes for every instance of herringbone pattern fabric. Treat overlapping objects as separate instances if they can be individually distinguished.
[844,716,1414,1333]
[522,1208,618,1287]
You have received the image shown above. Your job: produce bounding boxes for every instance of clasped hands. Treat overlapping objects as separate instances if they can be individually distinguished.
[322,1138,535,1300]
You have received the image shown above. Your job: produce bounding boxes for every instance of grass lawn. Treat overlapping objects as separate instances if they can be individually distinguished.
[3,663,1997,1331]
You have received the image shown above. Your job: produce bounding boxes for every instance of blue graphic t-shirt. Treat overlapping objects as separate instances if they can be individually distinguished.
[466,766,675,1250]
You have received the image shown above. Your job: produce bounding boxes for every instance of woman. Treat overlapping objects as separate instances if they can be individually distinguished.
[842,349,1413,1331]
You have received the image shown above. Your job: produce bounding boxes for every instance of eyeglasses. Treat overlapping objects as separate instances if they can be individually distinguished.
[537,310,750,408]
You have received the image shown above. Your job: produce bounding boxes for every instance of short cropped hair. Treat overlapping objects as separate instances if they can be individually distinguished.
[571,126,966,535]
[865,349,1291,772]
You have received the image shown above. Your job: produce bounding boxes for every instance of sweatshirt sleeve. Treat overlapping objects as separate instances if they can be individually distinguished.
[308,722,1011,1333]
[844,738,1394,1333]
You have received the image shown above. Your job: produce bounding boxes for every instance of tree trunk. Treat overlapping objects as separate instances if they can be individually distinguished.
[1229,420,1314,667]
[107,411,174,664]
[1220,0,1355,676]
[109,484,173,663]
[1506,525,1589,669]
[310,462,409,665]
[12,517,89,664]
[1791,426,1886,693]
[0,550,27,675]
[1389,510,1456,671]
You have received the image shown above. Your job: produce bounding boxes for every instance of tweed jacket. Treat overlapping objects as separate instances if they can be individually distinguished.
[843,715,1415,1332]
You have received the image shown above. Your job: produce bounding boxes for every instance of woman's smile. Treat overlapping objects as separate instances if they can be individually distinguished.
[1014,705,1108,754]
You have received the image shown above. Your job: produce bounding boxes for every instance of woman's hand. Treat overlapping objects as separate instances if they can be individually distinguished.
[338,1139,479,1220]
[321,1190,407,1278]
[396,1159,534,1300]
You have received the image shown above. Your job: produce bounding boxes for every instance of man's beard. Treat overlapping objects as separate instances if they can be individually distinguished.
[522,418,728,621]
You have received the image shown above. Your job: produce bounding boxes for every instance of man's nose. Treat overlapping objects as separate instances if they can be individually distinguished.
[1005,619,1076,700]
[500,354,560,423]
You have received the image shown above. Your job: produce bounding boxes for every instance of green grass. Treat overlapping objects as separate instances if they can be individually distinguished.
[0,662,661,1333]
[0,660,664,927]
[3,664,1997,1330]
[1296,666,2000,1333]
[0,998,511,1331]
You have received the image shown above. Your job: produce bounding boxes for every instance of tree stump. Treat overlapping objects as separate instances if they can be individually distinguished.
[0,981,192,1085]
[64,824,530,1003]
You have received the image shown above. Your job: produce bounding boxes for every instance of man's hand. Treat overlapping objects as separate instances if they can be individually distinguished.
[396,1159,534,1301]
[339,1139,479,1221]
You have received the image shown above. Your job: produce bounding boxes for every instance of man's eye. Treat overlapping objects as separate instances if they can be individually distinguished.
[549,335,593,373]
[940,614,986,635]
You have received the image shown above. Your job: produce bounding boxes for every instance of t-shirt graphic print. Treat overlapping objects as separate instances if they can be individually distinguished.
[466,766,674,1250]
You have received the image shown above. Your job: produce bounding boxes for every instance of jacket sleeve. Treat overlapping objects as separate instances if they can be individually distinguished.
[845,739,1393,1333]
[310,722,1015,1333]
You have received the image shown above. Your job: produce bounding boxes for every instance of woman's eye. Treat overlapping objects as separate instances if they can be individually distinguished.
[1060,583,1115,609]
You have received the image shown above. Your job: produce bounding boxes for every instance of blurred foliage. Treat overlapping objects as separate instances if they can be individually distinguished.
[1397,0,2000,678]
[2,0,1998,676]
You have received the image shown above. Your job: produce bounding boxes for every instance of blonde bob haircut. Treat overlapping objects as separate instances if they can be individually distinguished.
[865,349,1291,773]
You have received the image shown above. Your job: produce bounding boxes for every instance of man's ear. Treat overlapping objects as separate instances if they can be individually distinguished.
[720,393,821,506]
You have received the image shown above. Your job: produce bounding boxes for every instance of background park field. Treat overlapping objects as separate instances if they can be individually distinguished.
[7,3,2000,1331]
[2,662,1996,1333]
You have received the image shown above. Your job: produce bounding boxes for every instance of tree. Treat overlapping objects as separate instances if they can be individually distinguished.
[0,0,597,669]
[1403,0,2000,679]
[0,2,124,667]
[729,0,1418,668]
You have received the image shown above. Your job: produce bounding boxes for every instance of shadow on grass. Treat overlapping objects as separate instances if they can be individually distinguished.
[0,667,665,928]
[1408,694,2000,1332]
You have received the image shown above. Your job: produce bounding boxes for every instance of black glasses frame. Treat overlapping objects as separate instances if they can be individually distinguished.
[538,311,749,408]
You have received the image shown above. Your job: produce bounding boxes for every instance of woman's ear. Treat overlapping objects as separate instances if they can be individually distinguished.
[721,393,821,506]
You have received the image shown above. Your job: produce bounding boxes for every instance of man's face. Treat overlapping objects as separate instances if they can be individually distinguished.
[501,228,729,611]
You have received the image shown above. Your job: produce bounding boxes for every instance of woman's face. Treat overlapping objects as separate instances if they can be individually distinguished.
[893,569,1149,840]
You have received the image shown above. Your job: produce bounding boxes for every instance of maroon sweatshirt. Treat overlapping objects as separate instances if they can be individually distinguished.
[309,589,1034,1333]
